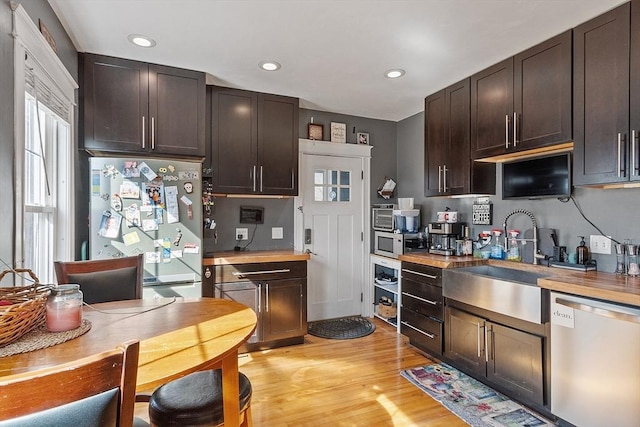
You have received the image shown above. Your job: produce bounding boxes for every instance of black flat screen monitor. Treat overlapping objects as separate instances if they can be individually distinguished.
[502,153,572,200]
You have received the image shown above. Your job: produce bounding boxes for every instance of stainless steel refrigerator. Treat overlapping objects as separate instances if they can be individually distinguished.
[89,157,202,298]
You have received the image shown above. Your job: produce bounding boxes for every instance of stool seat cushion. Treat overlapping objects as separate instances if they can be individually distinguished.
[148,370,252,426]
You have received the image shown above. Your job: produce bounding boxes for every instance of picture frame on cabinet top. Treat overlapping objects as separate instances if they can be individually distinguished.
[308,123,324,141]
[357,132,369,145]
[330,122,347,143]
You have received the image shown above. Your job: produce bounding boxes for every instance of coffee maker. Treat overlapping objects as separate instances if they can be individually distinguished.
[427,222,465,256]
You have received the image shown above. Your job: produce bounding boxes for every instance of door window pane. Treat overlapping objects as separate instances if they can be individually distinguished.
[313,169,351,202]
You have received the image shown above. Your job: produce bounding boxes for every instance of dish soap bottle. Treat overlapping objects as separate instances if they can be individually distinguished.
[490,229,505,259]
[576,236,589,265]
[507,230,521,261]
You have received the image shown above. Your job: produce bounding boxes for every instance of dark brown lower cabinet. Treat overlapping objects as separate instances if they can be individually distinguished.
[214,261,307,351]
[445,306,544,407]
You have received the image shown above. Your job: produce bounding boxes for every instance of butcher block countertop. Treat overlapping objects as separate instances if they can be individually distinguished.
[398,252,640,307]
[203,249,310,266]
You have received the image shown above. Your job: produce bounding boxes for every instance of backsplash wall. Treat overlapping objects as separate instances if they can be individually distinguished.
[397,111,640,273]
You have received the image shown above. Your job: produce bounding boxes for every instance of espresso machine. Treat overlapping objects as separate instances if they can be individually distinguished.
[427,222,465,256]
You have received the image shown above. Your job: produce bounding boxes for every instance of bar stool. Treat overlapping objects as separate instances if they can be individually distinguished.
[147,370,253,426]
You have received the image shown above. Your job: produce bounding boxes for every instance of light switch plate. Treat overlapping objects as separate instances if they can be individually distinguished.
[590,235,611,254]
[272,227,284,239]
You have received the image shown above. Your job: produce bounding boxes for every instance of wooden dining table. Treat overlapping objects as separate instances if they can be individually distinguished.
[0,297,257,427]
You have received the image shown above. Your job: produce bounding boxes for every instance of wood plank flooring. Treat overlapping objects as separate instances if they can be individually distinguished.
[135,318,466,426]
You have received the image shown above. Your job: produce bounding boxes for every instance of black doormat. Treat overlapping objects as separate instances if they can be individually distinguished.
[307,316,376,340]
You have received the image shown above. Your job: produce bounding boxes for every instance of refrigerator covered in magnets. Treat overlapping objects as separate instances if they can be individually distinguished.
[89,157,202,297]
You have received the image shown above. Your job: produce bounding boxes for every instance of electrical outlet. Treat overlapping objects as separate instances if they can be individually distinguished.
[236,228,249,241]
[590,235,611,254]
[272,227,283,239]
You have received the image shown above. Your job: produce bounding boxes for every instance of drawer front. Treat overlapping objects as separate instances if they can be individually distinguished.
[216,261,306,283]
[401,262,442,286]
[402,284,443,320]
[401,308,443,355]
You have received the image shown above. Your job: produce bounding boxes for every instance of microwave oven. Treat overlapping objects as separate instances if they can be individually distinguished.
[374,231,424,259]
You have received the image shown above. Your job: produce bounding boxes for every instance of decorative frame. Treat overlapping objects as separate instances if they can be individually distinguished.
[330,122,347,143]
[357,132,369,145]
[308,123,324,141]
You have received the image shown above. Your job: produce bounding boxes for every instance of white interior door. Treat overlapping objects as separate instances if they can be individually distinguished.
[301,154,364,321]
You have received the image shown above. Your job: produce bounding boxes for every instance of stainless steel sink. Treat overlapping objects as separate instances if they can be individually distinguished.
[443,266,550,324]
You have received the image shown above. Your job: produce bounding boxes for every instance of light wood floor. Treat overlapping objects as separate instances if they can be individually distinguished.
[136,318,466,426]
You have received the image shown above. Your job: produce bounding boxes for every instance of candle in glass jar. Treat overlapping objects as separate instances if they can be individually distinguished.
[46,284,83,332]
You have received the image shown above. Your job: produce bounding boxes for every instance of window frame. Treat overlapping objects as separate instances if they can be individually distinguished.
[12,3,77,284]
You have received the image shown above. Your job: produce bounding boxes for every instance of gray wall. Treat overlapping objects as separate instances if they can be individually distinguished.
[205,108,397,253]
[397,111,640,273]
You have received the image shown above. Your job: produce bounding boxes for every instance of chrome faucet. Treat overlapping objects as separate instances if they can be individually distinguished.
[502,209,542,265]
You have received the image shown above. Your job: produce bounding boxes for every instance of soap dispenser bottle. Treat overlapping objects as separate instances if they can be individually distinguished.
[577,236,589,265]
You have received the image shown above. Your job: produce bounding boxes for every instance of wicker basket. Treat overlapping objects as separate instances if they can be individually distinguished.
[0,269,50,347]
[377,297,397,319]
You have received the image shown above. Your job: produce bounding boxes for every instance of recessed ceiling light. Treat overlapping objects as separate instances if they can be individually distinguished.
[385,69,406,79]
[259,61,281,71]
[127,34,156,48]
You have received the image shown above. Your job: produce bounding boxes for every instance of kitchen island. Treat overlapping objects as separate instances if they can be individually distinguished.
[204,249,310,351]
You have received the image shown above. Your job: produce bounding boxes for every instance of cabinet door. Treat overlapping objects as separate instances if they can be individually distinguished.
[148,64,205,157]
[445,79,471,194]
[215,281,261,344]
[211,87,258,194]
[487,322,544,406]
[471,58,514,159]
[444,306,485,377]
[574,3,631,185]
[80,53,148,153]
[514,30,572,149]
[424,90,447,196]
[257,93,299,195]
[630,0,640,181]
[262,278,307,342]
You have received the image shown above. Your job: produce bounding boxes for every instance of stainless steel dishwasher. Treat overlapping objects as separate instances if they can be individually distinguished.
[550,292,640,427]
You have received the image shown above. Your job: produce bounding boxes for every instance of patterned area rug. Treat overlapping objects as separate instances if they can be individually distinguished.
[307,316,375,339]
[401,363,556,427]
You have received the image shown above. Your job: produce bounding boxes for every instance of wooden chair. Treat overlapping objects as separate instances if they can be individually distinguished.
[54,255,144,304]
[0,340,140,427]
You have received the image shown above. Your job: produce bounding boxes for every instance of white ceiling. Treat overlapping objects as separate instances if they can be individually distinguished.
[49,0,627,122]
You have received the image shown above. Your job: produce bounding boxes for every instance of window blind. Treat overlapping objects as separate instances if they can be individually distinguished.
[24,56,71,122]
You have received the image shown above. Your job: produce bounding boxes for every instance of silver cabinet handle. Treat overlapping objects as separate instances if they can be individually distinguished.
[252,165,257,192]
[401,321,435,339]
[260,165,263,192]
[402,291,438,305]
[438,165,442,192]
[232,269,291,277]
[618,133,623,177]
[257,283,262,313]
[443,164,448,192]
[505,114,510,148]
[632,130,637,177]
[555,298,640,324]
[485,324,490,363]
[265,283,269,312]
[142,116,146,148]
[477,322,482,358]
[513,112,518,147]
[151,116,156,150]
[402,268,437,279]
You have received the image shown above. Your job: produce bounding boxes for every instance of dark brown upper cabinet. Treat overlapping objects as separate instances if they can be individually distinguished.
[425,78,495,197]
[211,86,299,196]
[574,1,640,186]
[471,30,572,160]
[80,53,206,158]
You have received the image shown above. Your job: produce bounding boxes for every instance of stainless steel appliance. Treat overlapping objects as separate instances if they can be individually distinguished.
[89,157,202,297]
[427,222,464,256]
[372,207,421,233]
[550,292,640,427]
[374,231,424,259]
